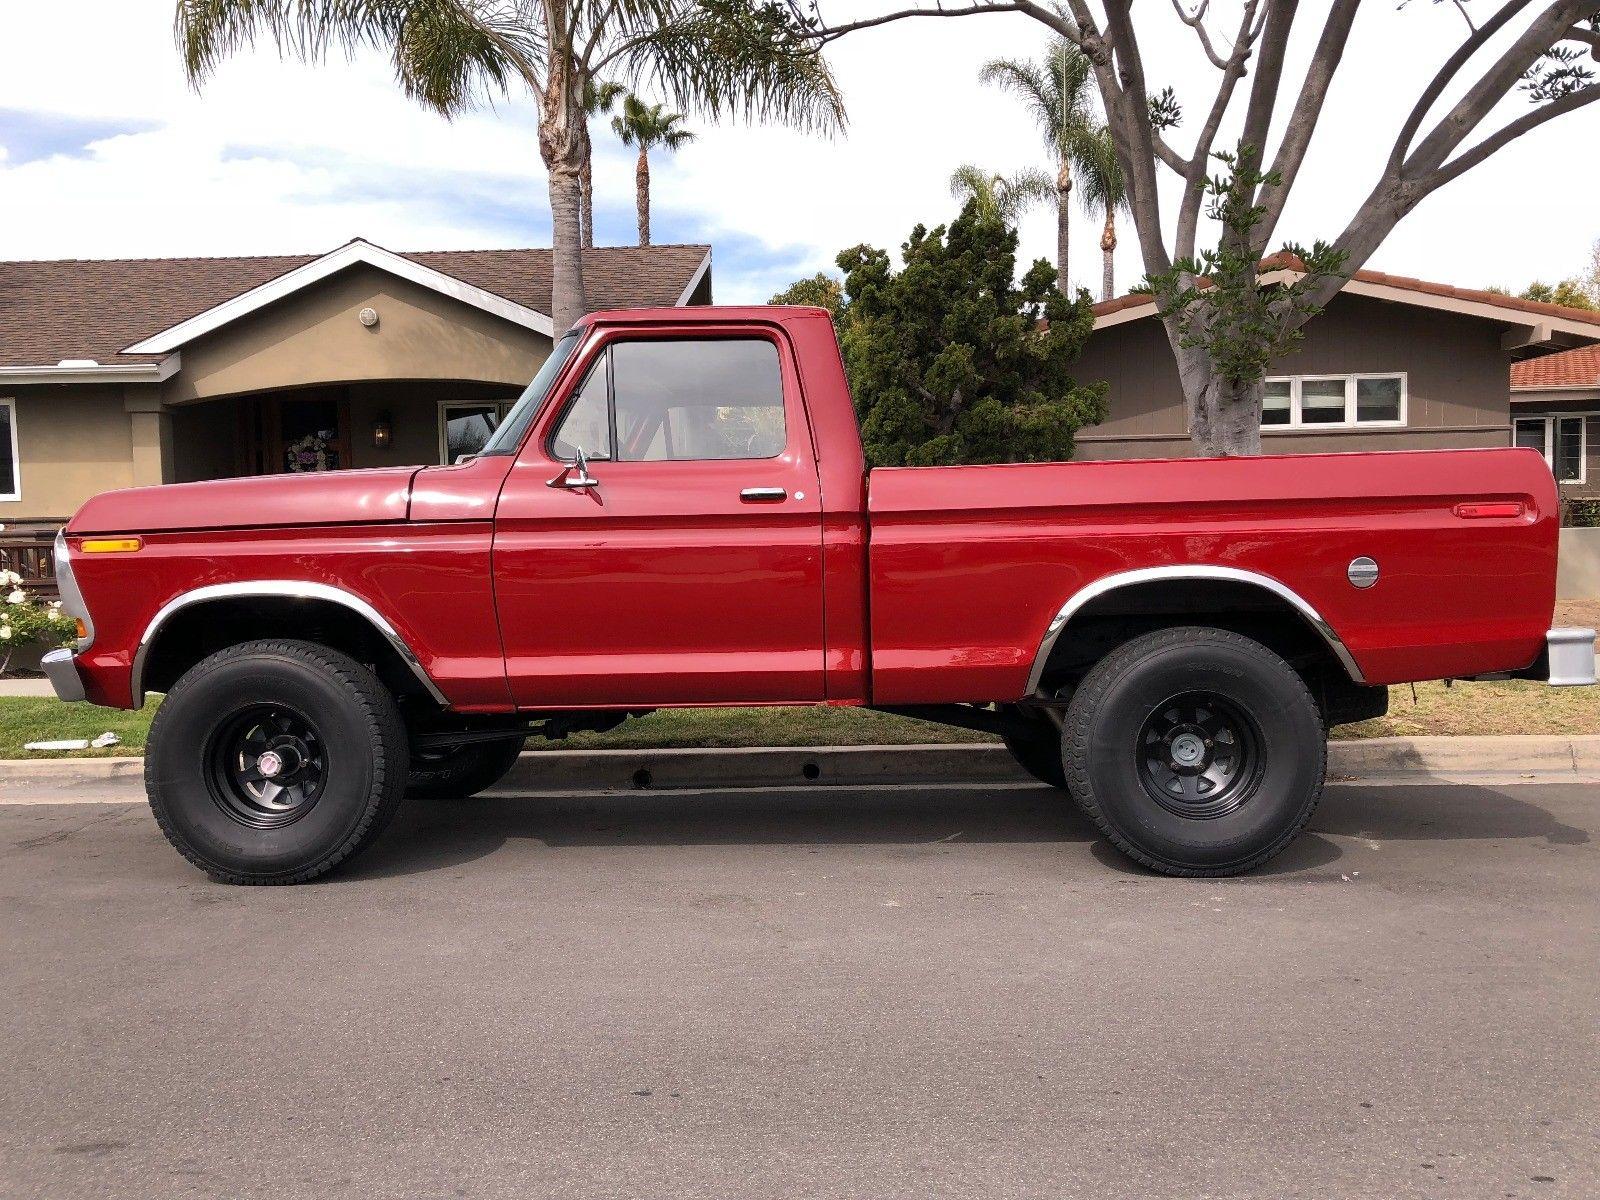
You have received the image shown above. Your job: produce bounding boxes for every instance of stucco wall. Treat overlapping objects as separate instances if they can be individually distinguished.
[1072,293,1513,460]
[162,264,553,404]
[1558,528,1600,599]
[0,385,139,520]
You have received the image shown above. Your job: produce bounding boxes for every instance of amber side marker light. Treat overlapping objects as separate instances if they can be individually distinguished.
[74,619,89,640]
[79,537,144,554]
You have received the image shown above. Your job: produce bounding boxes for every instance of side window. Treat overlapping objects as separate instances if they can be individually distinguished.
[551,355,612,462]
[611,339,785,461]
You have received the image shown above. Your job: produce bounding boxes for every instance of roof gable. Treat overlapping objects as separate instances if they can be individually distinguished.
[124,239,556,353]
[0,241,712,370]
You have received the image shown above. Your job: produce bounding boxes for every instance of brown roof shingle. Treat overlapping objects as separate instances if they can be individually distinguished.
[1511,345,1600,390]
[0,240,710,368]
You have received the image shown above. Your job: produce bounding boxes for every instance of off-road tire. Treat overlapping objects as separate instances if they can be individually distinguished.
[1064,626,1326,877]
[998,705,1068,789]
[145,639,409,885]
[406,738,525,799]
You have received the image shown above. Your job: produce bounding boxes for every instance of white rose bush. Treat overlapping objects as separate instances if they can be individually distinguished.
[0,569,77,675]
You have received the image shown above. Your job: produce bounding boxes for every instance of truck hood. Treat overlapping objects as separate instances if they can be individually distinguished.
[67,467,420,535]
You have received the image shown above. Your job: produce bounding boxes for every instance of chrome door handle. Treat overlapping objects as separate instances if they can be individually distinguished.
[740,487,787,502]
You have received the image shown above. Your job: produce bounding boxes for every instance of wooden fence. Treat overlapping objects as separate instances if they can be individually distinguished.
[0,526,61,598]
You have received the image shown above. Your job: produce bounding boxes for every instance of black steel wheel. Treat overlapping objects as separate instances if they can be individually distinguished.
[207,705,327,829]
[1065,626,1326,877]
[1136,692,1263,820]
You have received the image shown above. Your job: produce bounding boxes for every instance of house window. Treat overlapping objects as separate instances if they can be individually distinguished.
[0,399,18,501]
[439,401,512,464]
[1260,374,1407,429]
[1515,415,1587,484]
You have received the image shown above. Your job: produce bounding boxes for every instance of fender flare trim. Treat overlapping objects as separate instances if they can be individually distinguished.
[130,580,449,707]
[1025,565,1366,695]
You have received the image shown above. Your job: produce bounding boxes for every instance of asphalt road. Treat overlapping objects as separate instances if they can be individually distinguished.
[2,777,1596,1199]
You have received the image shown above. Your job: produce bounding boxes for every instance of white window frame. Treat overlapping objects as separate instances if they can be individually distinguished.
[1261,372,1408,431]
[1515,413,1590,485]
[0,397,19,503]
[437,399,513,465]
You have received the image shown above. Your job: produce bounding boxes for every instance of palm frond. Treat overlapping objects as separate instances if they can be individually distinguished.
[618,0,846,137]
[174,0,539,114]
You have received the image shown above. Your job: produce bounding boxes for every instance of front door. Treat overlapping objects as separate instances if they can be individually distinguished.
[237,390,352,475]
[492,327,827,708]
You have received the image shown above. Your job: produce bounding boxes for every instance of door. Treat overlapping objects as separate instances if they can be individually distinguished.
[492,327,827,708]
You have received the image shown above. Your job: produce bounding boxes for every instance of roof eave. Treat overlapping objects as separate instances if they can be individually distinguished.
[0,354,180,386]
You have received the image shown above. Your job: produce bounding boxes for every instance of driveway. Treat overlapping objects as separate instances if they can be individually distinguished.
[2,778,1596,1199]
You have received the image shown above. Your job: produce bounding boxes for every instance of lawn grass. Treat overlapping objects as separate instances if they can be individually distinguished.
[2,673,1595,759]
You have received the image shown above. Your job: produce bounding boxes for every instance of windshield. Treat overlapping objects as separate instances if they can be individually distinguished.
[479,331,581,456]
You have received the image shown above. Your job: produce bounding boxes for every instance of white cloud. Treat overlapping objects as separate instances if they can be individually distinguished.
[0,1,1596,302]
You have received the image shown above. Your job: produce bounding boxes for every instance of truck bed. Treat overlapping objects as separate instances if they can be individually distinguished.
[866,447,1559,704]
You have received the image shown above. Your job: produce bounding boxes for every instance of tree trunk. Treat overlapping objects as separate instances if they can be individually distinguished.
[1183,358,1263,456]
[540,58,588,334]
[548,165,586,332]
[1055,158,1072,293]
[1100,206,1117,301]
[579,154,595,250]
[635,148,651,247]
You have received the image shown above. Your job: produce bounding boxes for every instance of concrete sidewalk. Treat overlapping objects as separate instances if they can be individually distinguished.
[4,735,1599,803]
[0,678,54,697]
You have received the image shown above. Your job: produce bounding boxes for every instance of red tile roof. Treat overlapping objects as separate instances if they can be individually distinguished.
[0,242,710,368]
[1094,255,1600,331]
[1511,345,1600,390]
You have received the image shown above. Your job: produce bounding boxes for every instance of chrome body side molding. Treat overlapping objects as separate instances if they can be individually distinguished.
[130,580,449,707]
[1025,565,1366,695]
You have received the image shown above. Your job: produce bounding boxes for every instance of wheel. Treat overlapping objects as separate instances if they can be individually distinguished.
[145,639,409,885]
[406,738,525,799]
[1064,626,1326,877]
[998,704,1067,789]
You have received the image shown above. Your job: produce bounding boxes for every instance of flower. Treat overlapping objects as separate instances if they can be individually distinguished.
[5,589,24,605]
[0,569,21,587]
[0,626,12,642]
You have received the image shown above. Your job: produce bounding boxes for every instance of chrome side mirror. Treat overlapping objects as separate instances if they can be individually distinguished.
[547,444,601,490]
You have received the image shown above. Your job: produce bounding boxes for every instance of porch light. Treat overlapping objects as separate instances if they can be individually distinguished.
[371,414,393,450]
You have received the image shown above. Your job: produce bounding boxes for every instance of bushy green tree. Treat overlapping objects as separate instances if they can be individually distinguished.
[836,201,1105,468]
[769,273,845,327]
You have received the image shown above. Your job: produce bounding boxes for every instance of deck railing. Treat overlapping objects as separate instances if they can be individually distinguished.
[0,525,62,599]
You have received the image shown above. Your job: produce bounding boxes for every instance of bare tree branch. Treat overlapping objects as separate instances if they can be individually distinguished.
[1386,0,1530,177]
[1170,0,1230,69]
[1425,79,1600,186]
[1254,0,1360,251]
[1402,0,1595,178]
[1173,0,1262,260]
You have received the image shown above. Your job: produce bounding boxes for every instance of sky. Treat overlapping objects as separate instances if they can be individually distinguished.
[0,2,1596,306]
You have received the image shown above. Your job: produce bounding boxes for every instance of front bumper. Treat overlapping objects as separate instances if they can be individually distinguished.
[42,648,87,703]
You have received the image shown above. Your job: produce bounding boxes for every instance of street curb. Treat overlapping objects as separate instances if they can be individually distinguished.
[4,735,1600,797]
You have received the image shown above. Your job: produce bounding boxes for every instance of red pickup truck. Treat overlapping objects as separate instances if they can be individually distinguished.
[43,306,1594,883]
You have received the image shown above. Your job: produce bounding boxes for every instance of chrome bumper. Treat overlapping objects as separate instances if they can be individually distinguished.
[41,648,87,703]
[1547,627,1597,687]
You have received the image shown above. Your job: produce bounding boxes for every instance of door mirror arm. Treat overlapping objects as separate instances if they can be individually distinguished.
[547,445,601,490]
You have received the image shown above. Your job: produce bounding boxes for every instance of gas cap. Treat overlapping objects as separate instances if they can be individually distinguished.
[1347,557,1379,589]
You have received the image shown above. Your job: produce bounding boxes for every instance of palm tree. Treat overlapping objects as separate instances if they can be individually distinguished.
[979,40,1101,294]
[1076,128,1129,301]
[176,1,843,335]
[580,78,624,250]
[948,164,1054,228]
[611,97,694,246]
